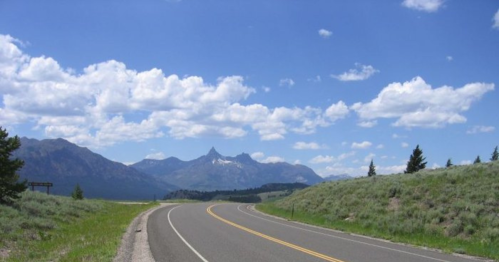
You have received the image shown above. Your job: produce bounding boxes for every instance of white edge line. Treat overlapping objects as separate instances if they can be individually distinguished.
[168,205,209,262]
[237,204,456,262]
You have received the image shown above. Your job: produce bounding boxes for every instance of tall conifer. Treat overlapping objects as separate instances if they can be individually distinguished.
[0,127,27,203]
[368,159,376,177]
[404,145,427,174]
[491,146,498,161]
[446,158,453,168]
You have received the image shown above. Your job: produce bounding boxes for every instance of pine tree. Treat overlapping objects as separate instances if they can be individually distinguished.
[446,158,453,168]
[473,155,481,164]
[0,127,27,203]
[71,183,84,200]
[404,145,427,174]
[491,146,498,161]
[368,159,376,177]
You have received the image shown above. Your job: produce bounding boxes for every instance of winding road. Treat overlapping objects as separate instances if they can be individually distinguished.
[147,203,484,262]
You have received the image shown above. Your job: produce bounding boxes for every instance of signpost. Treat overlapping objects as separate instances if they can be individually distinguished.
[28,182,53,195]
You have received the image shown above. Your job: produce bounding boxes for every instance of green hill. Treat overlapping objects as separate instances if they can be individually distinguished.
[0,191,156,261]
[257,161,499,259]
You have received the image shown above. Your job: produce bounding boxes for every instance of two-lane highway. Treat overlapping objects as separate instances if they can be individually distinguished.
[148,203,485,262]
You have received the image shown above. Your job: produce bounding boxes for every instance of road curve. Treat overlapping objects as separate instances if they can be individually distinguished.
[148,203,486,262]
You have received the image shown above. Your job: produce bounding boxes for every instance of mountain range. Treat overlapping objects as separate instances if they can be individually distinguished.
[132,147,323,191]
[14,138,178,200]
[13,138,323,199]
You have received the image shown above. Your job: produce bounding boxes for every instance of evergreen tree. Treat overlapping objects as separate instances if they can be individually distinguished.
[368,159,376,177]
[404,145,427,174]
[446,158,453,168]
[473,155,481,164]
[71,183,84,200]
[0,127,27,203]
[491,146,498,161]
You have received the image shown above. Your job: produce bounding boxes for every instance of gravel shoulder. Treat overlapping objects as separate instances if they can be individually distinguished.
[114,203,176,262]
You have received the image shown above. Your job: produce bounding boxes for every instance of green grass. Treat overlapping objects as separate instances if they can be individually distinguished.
[0,191,157,262]
[256,161,499,260]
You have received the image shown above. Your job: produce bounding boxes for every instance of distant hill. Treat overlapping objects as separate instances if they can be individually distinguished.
[132,147,323,191]
[13,138,178,200]
[164,182,309,203]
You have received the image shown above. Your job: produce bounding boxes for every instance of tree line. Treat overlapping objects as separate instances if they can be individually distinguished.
[164,182,308,202]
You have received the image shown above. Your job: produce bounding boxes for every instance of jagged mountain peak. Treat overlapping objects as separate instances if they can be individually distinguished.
[206,147,222,158]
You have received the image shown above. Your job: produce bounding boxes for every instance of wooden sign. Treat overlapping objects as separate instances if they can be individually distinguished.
[28,182,53,195]
[28,182,53,187]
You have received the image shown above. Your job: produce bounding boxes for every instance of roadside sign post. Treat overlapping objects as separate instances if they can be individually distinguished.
[28,182,53,195]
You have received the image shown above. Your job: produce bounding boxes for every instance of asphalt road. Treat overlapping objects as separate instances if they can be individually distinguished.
[148,203,485,262]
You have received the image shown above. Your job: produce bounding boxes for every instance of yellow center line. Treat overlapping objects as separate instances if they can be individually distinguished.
[207,204,346,262]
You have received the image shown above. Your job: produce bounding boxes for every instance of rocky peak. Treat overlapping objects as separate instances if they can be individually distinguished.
[206,147,222,159]
[235,153,253,163]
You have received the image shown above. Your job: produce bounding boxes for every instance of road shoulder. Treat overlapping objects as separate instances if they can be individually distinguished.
[114,203,175,262]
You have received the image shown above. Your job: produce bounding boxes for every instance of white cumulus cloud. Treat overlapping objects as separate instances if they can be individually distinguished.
[351,77,494,128]
[279,78,295,87]
[324,101,350,122]
[358,120,377,128]
[332,63,379,81]
[318,29,332,38]
[316,163,406,177]
[293,142,327,150]
[309,155,335,164]
[377,165,406,175]
[251,152,265,159]
[261,156,285,163]
[145,152,166,160]
[467,125,495,134]
[493,9,499,30]
[0,34,350,147]
[351,141,372,149]
[402,0,444,13]
[460,160,472,165]
[364,153,376,163]
[309,151,355,164]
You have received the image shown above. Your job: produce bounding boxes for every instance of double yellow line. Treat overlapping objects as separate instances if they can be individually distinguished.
[207,204,345,262]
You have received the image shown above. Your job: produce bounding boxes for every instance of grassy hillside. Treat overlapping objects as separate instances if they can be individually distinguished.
[257,161,499,259]
[0,191,157,262]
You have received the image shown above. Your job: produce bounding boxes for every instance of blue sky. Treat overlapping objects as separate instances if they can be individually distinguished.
[1,0,498,177]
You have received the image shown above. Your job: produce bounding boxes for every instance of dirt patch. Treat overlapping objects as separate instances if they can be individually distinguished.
[388,197,400,211]
[0,248,10,259]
